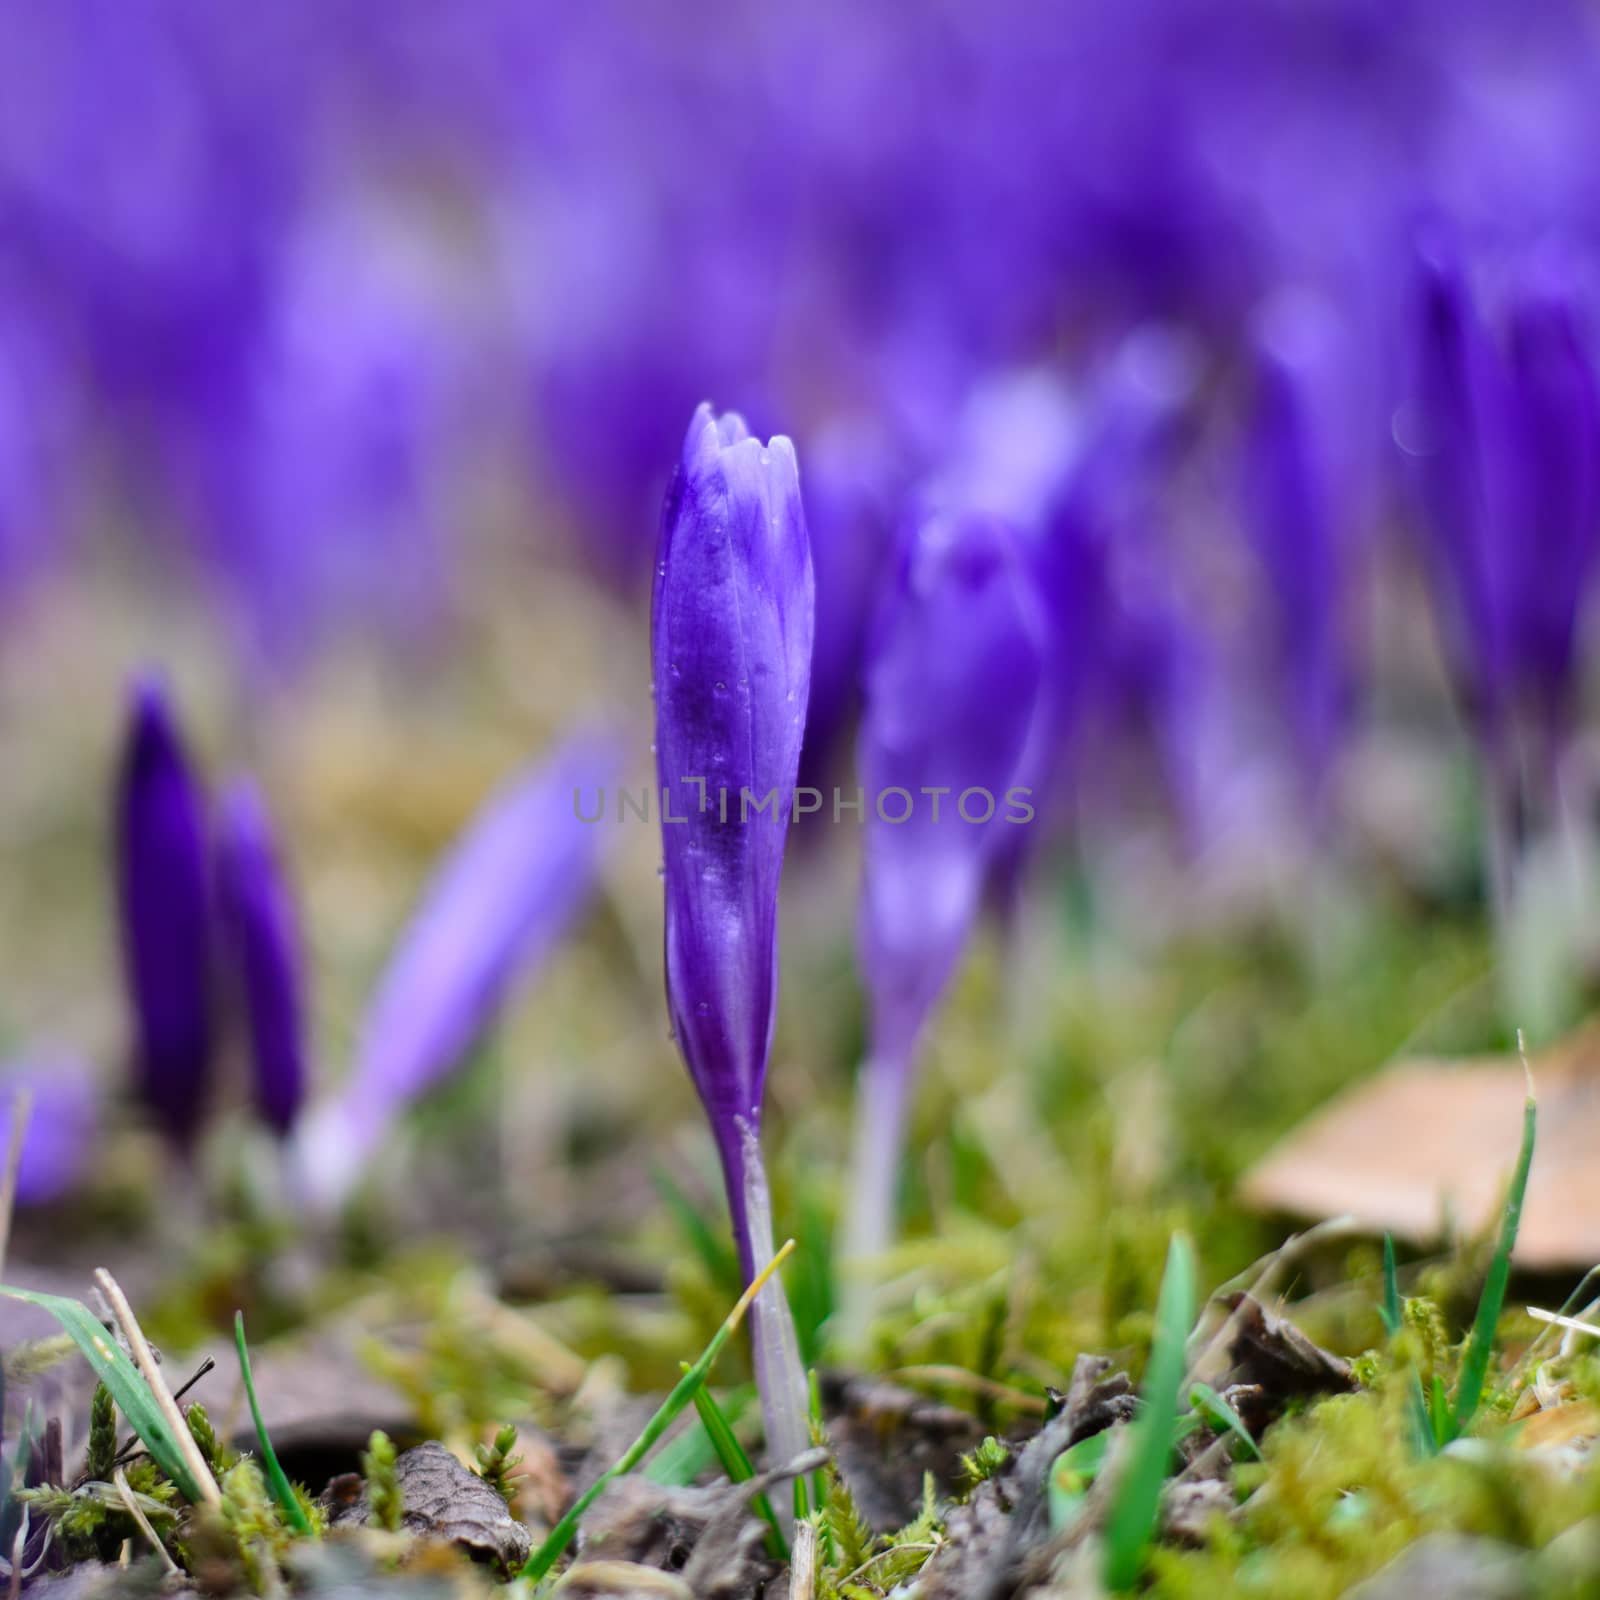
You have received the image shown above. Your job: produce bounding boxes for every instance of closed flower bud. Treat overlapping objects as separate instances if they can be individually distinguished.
[296,730,615,1209]
[846,511,1045,1276]
[115,677,213,1151]
[217,779,308,1140]
[653,402,814,1477]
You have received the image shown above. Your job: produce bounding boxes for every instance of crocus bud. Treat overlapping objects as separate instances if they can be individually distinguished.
[653,403,814,1473]
[296,730,615,1209]
[846,512,1045,1274]
[217,780,307,1140]
[0,1055,99,1206]
[115,677,213,1151]
[1402,254,1600,1034]
[1402,255,1600,775]
[1239,334,1347,801]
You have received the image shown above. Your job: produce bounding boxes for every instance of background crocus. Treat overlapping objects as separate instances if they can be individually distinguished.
[1400,252,1600,1032]
[1402,255,1600,789]
[295,730,616,1210]
[653,403,814,1475]
[1238,322,1355,808]
[846,512,1046,1279]
[217,779,308,1140]
[115,677,213,1152]
[0,1057,99,1206]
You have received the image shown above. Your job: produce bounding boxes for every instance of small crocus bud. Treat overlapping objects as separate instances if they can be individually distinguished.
[216,779,308,1140]
[295,730,616,1210]
[654,403,814,1475]
[845,512,1046,1282]
[1401,253,1600,1033]
[0,1055,99,1205]
[1239,330,1349,804]
[1402,255,1600,777]
[115,677,213,1151]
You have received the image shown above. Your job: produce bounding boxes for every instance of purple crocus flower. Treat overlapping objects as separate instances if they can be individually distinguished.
[216,779,307,1140]
[296,729,615,1209]
[1402,254,1600,780]
[0,1056,99,1206]
[795,418,899,794]
[115,677,213,1152]
[653,403,813,1474]
[1238,330,1350,804]
[846,511,1046,1271]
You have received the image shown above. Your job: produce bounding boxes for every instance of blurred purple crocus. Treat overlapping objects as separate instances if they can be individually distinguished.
[653,403,814,1474]
[845,512,1046,1274]
[1402,255,1600,784]
[296,730,615,1209]
[1236,333,1356,811]
[217,780,308,1140]
[115,677,213,1152]
[0,1057,99,1206]
[1400,252,1600,977]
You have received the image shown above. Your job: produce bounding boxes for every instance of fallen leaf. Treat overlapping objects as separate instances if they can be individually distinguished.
[1222,1294,1354,1423]
[1241,1024,1600,1268]
[320,1439,532,1577]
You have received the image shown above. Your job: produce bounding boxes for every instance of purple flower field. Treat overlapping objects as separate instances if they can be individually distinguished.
[4,4,1600,1594]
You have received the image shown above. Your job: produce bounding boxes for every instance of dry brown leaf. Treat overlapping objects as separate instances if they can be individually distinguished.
[1241,1023,1600,1268]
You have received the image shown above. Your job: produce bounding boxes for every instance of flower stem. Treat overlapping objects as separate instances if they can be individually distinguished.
[836,1050,912,1354]
[716,1116,812,1498]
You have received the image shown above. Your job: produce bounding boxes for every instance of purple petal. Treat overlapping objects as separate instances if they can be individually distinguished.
[1501,284,1600,749]
[114,675,213,1151]
[1401,251,1600,767]
[857,512,1046,1070]
[1239,333,1349,793]
[216,778,308,1140]
[797,418,900,792]
[0,1056,99,1206]
[300,729,617,1197]
[652,403,814,1138]
[1401,254,1507,733]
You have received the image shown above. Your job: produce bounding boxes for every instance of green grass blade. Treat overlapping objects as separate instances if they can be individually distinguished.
[1188,1382,1260,1461]
[1407,1373,1436,1456]
[1102,1233,1196,1592]
[1380,1235,1401,1339]
[690,1379,757,1482]
[644,1385,755,1487]
[1429,1374,1451,1449]
[1452,1091,1536,1437]
[0,1286,204,1502]
[233,1313,313,1536]
[807,1367,827,1531]
[690,1380,786,1559]
[641,1418,719,1487]
[519,1238,796,1582]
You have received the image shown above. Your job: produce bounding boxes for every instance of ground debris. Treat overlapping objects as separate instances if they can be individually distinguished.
[573,1448,828,1599]
[1342,1533,1529,1600]
[915,1355,1136,1600]
[288,1537,483,1595]
[817,1370,987,1532]
[319,1440,531,1577]
[1159,1476,1235,1546]
[1222,1292,1354,1422]
[551,1561,693,1597]
[22,1565,143,1599]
